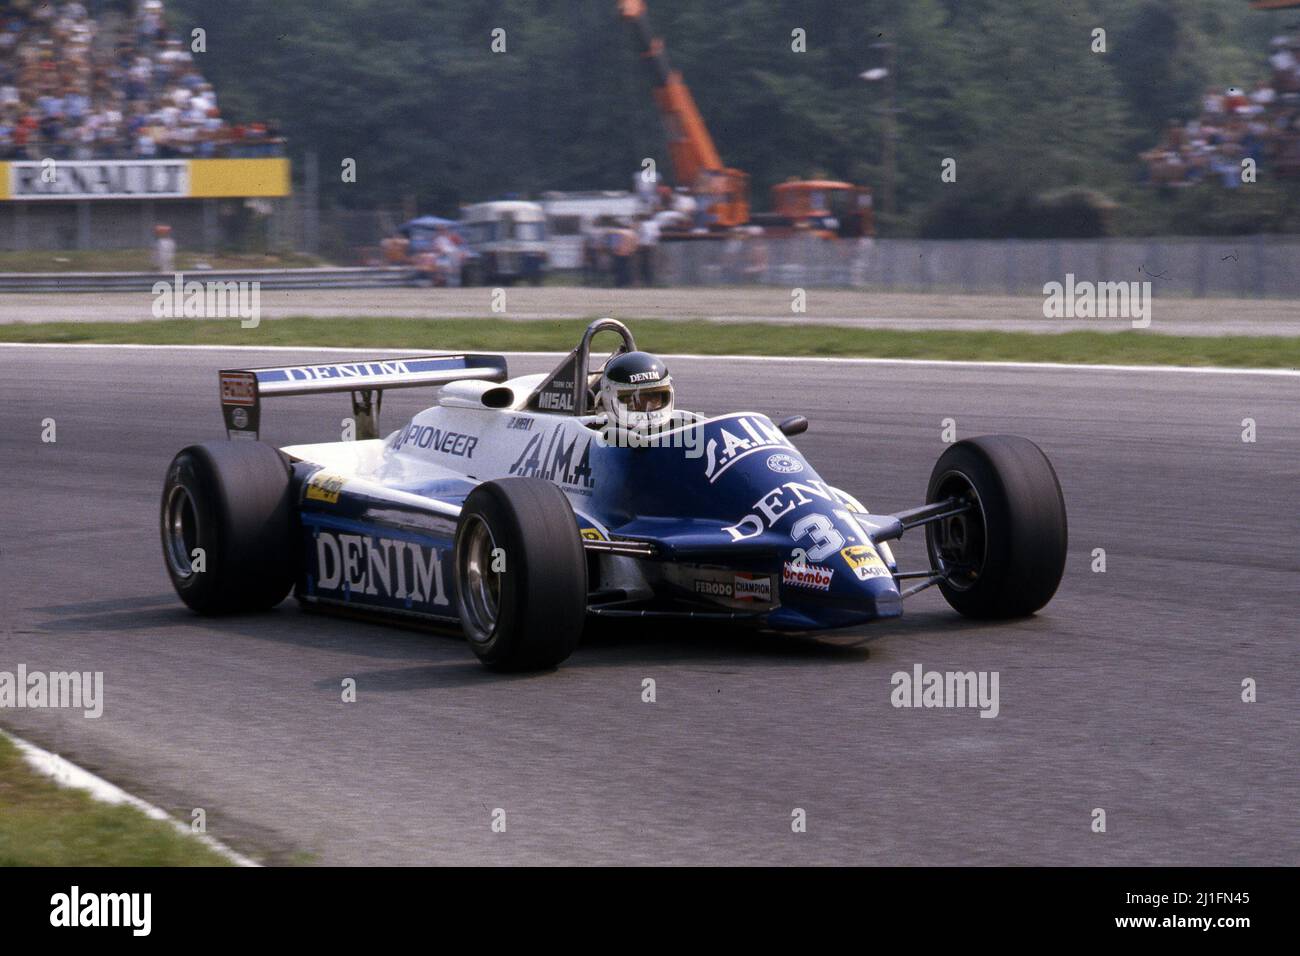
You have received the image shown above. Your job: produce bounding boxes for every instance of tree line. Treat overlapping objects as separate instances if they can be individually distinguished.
[171,0,1298,235]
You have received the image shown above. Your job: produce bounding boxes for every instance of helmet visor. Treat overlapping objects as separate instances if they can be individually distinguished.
[619,384,672,413]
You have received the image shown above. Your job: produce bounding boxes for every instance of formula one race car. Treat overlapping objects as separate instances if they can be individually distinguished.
[160,319,1067,670]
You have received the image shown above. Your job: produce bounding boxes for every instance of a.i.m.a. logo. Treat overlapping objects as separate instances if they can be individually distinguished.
[703,416,791,483]
[509,425,596,491]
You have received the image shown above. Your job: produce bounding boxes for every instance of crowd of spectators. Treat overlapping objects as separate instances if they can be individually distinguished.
[1142,33,1300,187]
[0,0,281,161]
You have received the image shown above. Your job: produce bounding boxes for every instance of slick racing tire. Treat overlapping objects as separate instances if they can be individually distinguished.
[454,478,587,671]
[925,435,1067,619]
[160,442,296,614]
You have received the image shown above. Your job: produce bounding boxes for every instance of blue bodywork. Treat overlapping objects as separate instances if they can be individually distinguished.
[293,410,902,633]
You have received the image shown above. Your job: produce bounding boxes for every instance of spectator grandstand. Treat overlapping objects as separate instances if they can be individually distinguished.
[1142,31,1300,186]
[0,0,282,161]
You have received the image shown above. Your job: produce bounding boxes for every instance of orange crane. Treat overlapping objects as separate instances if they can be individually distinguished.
[618,0,749,229]
[619,0,873,238]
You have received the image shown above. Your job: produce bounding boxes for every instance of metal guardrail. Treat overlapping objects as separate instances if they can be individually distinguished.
[0,267,414,293]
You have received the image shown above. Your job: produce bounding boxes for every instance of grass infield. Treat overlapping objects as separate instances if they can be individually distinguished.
[0,316,1296,369]
[0,734,232,866]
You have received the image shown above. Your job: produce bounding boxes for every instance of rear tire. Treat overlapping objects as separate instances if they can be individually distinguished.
[925,435,1067,619]
[160,442,296,614]
[454,478,587,670]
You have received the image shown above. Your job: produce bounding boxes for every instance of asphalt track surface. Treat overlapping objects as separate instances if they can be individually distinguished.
[1,345,1296,865]
[4,287,1300,335]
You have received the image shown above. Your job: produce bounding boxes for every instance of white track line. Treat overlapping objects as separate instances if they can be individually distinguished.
[1,728,259,867]
[0,341,1295,376]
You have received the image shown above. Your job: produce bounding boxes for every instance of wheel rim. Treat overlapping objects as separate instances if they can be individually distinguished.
[163,484,200,579]
[457,515,502,642]
[929,470,988,592]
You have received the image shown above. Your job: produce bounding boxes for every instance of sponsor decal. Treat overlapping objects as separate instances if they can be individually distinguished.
[580,527,607,541]
[733,573,772,601]
[9,158,188,200]
[537,388,575,411]
[305,471,345,505]
[534,352,580,412]
[313,530,449,607]
[509,424,596,492]
[841,544,889,580]
[250,355,490,390]
[273,360,418,382]
[766,452,803,475]
[783,562,834,591]
[219,370,259,438]
[628,370,661,383]
[722,478,837,540]
[694,579,733,597]
[394,423,479,458]
[507,416,535,431]
[691,570,774,603]
[704,416,792,483]
[219,371,257,405]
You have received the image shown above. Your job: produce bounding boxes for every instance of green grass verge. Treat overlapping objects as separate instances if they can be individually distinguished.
[0,316,1296,368]
[0,734,233,866]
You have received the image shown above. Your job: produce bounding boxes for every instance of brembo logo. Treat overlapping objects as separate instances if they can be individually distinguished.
[314,531,448,606]
[783,562,834,590]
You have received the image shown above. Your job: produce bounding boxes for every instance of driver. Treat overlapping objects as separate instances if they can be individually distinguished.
[597,351,674,430]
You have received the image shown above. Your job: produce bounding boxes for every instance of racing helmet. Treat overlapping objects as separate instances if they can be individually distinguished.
[598,351,674,429]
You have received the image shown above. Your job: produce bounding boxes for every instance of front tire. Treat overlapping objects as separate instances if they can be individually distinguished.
[160,442,296,614]
[454,478,587,670]
[925,435,1067,619]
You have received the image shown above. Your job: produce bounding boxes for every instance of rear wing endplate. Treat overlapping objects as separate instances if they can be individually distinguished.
[219,353,508,441]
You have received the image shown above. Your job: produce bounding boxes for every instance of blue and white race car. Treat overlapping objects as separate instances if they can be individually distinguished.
[161,319,1068,670]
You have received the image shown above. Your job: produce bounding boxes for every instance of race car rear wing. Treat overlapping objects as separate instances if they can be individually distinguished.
[219,353,508,441]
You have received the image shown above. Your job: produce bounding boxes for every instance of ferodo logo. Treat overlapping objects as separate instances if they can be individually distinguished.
[314,531,448,606]
[693,573,772,601]
[694,579,732,597]
[841,544,889,580]
[783,562,834,591]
